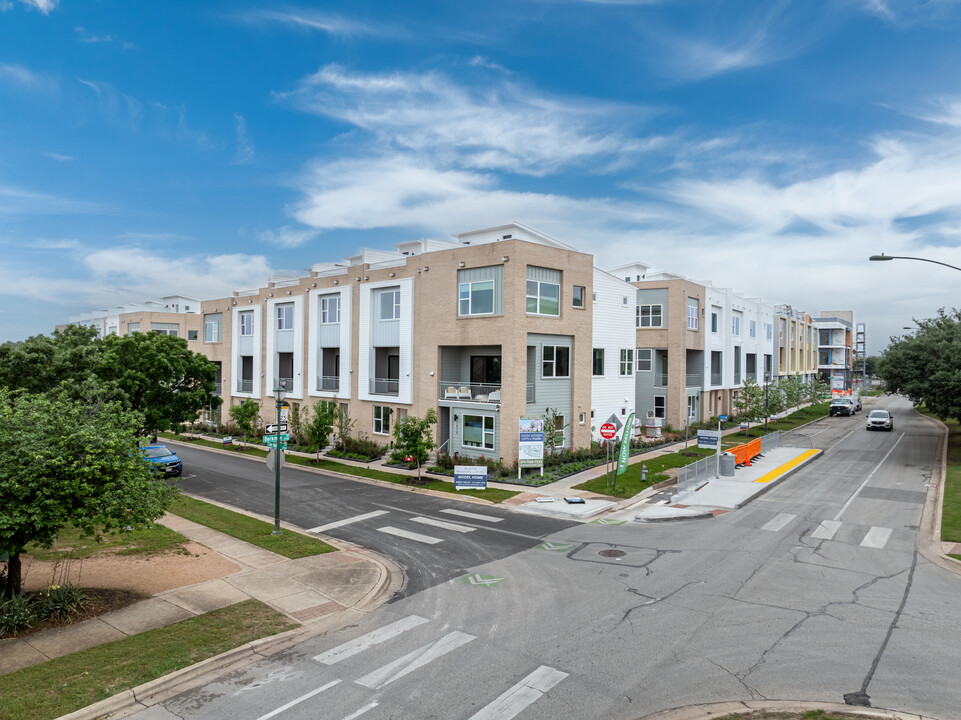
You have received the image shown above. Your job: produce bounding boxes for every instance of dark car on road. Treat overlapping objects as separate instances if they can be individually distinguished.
[143,444,183,477]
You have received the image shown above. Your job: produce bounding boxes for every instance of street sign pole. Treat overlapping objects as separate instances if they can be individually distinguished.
[272,396,285,536]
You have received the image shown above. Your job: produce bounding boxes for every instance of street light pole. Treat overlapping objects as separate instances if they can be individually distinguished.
[272,382,287,536]
[869,253,961,273]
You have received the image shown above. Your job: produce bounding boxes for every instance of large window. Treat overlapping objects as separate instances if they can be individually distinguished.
[572,285,585,308]
[150,322,179,337]
[637,304,663,328]
[766,323,773,340]
[239,311,254,337]
[687,299,699,330]
[711,311,719,333]
[732,313,741,336]
[463,415,495,449]
[321,296,340,324]
[204,313,222,343]
[654,396,666,418]
[459,280,494,316]
[749,320,757,338]
[592,348,605,376]
[277,304,293,331]
[527,280,560,316]
[379,289,401,320]
[636,348,652,372]
[542,345,570,378]
[620,349,634,376]
[687,395,698,419]
[373,405,391,435]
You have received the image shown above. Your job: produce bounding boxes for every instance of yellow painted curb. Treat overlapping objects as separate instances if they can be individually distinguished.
[753,449,821,484]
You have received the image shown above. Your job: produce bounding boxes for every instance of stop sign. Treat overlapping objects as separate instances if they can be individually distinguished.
[599,422,617,439]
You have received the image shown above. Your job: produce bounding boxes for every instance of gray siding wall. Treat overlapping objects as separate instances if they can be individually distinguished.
[636,288,669,328]
[526,266,561,283]
[526,333,572,448]
[440,345,500,384]
[318,324,340,347]
[458,265,504,315]
[450,411,500,460]
[275,330,295,353]
[634,371,657,421]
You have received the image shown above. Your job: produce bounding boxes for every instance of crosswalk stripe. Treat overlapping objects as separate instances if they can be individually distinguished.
[761,513,796,532]
[440,508,503,523]
[377,526,444,544]
[339,702,378,719]
[254,680,340,720]
[313,615,428,665]
[467,666,569,720]
[309,510,390,534]
[812,520,842,540]
[355,631,476,689]
[410,516,476,533]
[860,526,893,549]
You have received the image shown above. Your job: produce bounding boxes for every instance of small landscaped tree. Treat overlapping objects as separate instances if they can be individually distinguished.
[783,373,806,412]
[229,398,259,447]
[806,375,829,405]
[303,401,337,460]
[733,376,766,434]
[392,409,438,482]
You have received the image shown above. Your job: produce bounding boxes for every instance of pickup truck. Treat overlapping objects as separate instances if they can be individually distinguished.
[829,398,856,416]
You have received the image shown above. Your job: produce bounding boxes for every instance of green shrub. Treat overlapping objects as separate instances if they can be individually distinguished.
[331,436,385,461]
[0,593,36,636]
[36,585,88,620]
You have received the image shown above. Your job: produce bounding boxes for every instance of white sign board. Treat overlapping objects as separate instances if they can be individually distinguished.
[454,465,488,490]
[697,429,721,449]
[518,417,545,468]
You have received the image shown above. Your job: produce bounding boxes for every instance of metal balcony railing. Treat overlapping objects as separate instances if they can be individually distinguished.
[277,377,293,392]
[317,375,339,391]
[369,377,399,395]
[213,382,222,396]
[734,371,741,384]
[685,373,702,388]
[654,373,669,387]
[746,371,757,382]
[438,382,501,403]
[710,372,722,386]
[237,379,253,393]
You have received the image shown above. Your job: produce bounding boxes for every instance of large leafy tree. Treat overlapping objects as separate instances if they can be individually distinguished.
[878,309,961,423]
[0,389,178,595]
[0,325,100,395]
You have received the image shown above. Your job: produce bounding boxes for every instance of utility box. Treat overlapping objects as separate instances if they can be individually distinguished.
[720,452,736,477]
[644,416,663,438]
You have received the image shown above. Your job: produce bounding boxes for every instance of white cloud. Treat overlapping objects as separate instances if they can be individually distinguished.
[234,113,254,164]
[0,184,108,215]
[282,64,660,176]
[858,0,961,24]
[257,226,320,248]
[43,152,75,162]
[18,0,58,14]
[0,62,54,92]
[234,9,398,37]
[78,78,144,124]
[75,26,114,44]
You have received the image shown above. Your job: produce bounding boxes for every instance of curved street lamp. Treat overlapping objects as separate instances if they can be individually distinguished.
[869,253,961,273]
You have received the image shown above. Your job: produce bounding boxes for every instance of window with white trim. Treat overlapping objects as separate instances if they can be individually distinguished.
[766,322,773,340]
[620,349,634,376]
[542,345,570,378]
[732,313,741,336]
[572,285,585,308]
[637,304,663,328]
[277,304,293,331]
[239,311,254,337]
[463,414,495,449]
[526,279,560,316]
[711,311,719,333]
[150,322,179,336]
[592,348,604,376]
[749,319,757,338]
[459,280,494,316]
[687,299,699,330]
[321,296,340,324]
[373,405,391,435]
[636,348,653,372]
[688,395,697,419]
[379,289,400,320]
[204,313,222,342]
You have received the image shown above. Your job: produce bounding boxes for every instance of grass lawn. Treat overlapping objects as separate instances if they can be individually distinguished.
[163,434,519,504]
[169,495,337,558]
[0,599,297,720]
[25,523,190,562]
[573,461,669,499]
[936,416,961,545]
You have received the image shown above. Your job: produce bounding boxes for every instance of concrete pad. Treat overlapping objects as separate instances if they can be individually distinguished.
[0,638,48,674]
[635,505,714,522]
[231,550,288,569]
[99,598,193,635]
[292,565,383,607]
[677,478,758,509]
[515,498,615,520]
[268,589,333,613]
[161,579,249,614]
[24,617,125,658]
[227,571,304,601]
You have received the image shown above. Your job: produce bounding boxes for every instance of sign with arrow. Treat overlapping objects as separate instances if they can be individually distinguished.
[265,423,288,434]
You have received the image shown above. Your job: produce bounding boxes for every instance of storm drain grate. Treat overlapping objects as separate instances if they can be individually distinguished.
[598,549,627,558]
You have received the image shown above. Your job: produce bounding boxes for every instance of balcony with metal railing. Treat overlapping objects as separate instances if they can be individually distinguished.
[236,379,253,393]
[369,377,399,396]
[439,382,501,403]
[277,377,293,392]
[316,375,339,392]
[685,373,702,388]
[710,372,722,386]
[213,382,222,396]
[654,372,669,387]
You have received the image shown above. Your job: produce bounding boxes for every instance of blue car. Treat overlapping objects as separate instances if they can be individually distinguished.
[142,444,183,477]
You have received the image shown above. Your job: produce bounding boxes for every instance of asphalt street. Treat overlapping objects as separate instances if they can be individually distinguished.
[141,397,961,720]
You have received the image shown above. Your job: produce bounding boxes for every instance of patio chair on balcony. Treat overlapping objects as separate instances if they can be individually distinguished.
[444,386,457,399]
[487,389,501,403]
[457,386,472,400]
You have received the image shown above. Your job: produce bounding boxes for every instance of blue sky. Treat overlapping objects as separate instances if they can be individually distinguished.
[3,0,961,353]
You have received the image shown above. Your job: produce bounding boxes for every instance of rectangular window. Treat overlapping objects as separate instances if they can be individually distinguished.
[127,322,140,334]
[459,280,495,316]
[240,311,254,337]
[526,279,560,316]
[654,396,666,418]
[373,405,391,435]
[636,304,663,328]
[204,313,222,342]
[463,414,495,449]
[687,395,697,419]
[379,289,400,320]
[619,349,634,376]
[749,320,756,338]
[572,285,585,308]
[732,314,741,336]
[542,345,570,378]
[277,304,293,331]
[687,299,699,330]
[149,322,179,337]
[711,312,718,333]
[636,348,653,372]
[321,296,340,324]
[592,348,604,376]
[766,323,773,340]
[187,330,198,341]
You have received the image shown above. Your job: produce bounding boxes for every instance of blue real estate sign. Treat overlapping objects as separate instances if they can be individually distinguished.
[454,465,488,490]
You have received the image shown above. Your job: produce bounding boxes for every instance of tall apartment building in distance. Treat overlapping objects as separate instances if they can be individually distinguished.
[65,223,859,460]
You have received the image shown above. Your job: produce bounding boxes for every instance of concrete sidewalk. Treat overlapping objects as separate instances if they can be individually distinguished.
[0,511,397,677]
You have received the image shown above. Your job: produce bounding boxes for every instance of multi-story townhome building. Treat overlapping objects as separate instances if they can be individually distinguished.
[774,305,818,382]
[64,296,202,339]
[815,310,855,390]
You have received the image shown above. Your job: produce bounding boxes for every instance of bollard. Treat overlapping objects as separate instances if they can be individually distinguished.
[642,465,648,484]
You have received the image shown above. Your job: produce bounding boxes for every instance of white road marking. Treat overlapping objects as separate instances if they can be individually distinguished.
[313,615,428,665]
[811,520,842,540]
[410,516,476,533]
[440,508,504,523]
[254,680,340,720]
[340,702,378,719]
[834,433,905,521]
[861,526,893,549]
[761,513,796,532]
[468,666,569,720]
[355,631,476,689]
[308,510,390,534]
[377,526,444,544]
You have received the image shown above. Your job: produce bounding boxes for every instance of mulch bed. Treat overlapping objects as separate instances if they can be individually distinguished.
[2,588,147,640]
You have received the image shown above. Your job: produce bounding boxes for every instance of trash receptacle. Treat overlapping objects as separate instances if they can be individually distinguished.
[720,452,736,477]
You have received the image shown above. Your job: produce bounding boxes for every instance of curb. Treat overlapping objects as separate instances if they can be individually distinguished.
[732,448,824,509]
[634,699,937,720]
[912,411,961,576]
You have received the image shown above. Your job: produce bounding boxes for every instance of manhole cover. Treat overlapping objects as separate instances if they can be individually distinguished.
[598,549,627,558]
